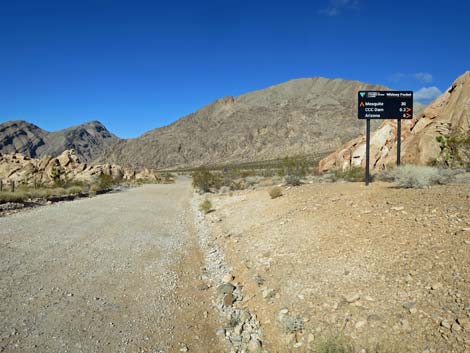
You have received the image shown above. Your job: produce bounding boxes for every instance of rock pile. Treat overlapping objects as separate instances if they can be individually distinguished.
[0,149,165,187]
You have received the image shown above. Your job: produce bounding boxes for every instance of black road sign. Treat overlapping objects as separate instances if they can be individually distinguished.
[358,91,413,119]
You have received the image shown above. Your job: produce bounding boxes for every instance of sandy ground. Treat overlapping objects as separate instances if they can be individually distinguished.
[0,181,223,353]
[201,181,470,353]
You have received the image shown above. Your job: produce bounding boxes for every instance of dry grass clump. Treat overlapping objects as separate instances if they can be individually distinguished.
[269,186,282,199]
[199,199,212,214]
[377,165,454,188]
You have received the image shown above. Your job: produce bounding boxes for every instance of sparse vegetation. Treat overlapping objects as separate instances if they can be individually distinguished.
[192,167,222,192]
[269,186,282,199]
[199,199,212,214]
[328,167,365,182]
[279,155,309,186]
[96,173,114,191]
[377,165,454,188]
[0,185,88,204]
[315,335,354,353]
[435,130,470,168]
[282,315,304,334]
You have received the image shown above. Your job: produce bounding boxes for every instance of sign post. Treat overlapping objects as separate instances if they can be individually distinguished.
[358,91,413,185]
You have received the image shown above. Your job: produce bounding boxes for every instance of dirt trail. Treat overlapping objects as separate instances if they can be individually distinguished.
[0,181,222,353]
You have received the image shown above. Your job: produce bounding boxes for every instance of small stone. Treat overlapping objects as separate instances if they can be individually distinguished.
[345,293,360,303]
[180,344,188,352]
[262,288,276,299]
[223,293,235,306]
[222,274,234,283]
[403,301,417,313]
[293,342,303,348]
[441,320,451,329]
[355,320,367,329]
[391,206,404,211]
[452,323,461,332]
[247,338,262,353]
[307,333,315,343]
[431,283,443,290]
[217,283,235,295]
[457,317,470,330]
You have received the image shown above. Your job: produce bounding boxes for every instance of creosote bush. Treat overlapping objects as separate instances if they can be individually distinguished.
[329,167,365,182]
[279,156,309,185]
[377,165,454,188]
[269,186,282,199]
[192,167,222,192]
[199,199,212,214]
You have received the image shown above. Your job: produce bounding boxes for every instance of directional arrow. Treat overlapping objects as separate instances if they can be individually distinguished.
[405,113,412,118]
[406,107,412,112]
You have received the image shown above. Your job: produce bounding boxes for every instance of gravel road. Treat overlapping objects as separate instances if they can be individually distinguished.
[0,181,223,353]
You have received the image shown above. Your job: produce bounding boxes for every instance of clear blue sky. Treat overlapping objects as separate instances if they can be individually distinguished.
[1,0,469,138]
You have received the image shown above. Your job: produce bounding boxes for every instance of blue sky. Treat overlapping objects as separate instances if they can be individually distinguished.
[1,0,469,138]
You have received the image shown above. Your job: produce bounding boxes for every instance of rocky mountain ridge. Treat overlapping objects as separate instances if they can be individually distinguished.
[0,120,120,163]
[103,77,389,168]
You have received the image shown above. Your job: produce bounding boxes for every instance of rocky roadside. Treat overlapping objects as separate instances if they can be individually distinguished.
[194,181,470,353]
[191,195,266,353]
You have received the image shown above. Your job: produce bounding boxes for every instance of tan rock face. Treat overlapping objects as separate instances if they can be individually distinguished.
[0,149,161,187]
[319,71,470,172]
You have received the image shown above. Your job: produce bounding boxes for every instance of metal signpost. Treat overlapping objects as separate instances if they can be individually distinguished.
[358,91,413,185]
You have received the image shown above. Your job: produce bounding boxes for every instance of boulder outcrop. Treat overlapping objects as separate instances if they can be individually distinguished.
[319,71,470,172]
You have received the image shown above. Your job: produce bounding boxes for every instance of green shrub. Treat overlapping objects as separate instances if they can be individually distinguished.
[269,186,282,199]
[279,156,309,178]
[0,191,28,203]
[434,130,470,167]
[192,167,222,192]
[96,173,114,191]
[377,165,454,188]
[331,167,365,182]
[199,199,212,214]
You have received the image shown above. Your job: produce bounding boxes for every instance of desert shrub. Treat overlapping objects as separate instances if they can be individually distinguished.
[284,174,301,186]
[229,179,246,191]
[279,156,309,177]
[244,176,257,187]
[269,186,282,199]
[330,167,365,182]
[282,315,305,334]
[316,336,354,353]
[199,199,212,214]
[436,130,470,167]
[96,173,114,191]
[192,167,222,192]
[377,165,453,188]
[161,172,175,183]
[0,191,28,204]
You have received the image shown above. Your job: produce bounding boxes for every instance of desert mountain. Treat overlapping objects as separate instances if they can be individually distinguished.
[103,77,388,169]
[0,120,120,163]
[319,71,470,171]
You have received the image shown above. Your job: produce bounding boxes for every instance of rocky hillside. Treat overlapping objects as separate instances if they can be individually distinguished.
[104,77,388,169]
[0,120,120,163]
[319,71,470,171]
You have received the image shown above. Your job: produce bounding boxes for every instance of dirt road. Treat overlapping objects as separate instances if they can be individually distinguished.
[0,181,222,353]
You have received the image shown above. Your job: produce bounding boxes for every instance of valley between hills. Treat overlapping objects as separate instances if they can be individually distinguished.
[1,72,469,353]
